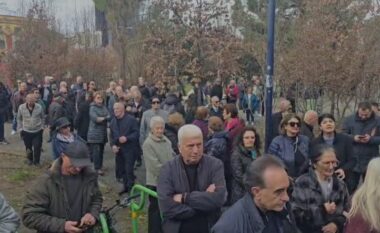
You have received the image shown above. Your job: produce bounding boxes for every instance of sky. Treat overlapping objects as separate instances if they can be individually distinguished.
[0,0,95,34]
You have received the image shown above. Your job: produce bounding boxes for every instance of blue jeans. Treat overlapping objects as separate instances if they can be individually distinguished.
[0,114,4,141]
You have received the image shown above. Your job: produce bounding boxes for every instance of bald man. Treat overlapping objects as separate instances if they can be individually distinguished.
[300,110,318,140]
[269,99,292,144]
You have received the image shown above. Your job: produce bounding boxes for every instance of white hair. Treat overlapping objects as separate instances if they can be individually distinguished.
[150,116,165,129]
[177,124,202,145]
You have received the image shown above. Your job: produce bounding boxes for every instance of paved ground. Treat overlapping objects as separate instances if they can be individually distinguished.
[0,122,147,233]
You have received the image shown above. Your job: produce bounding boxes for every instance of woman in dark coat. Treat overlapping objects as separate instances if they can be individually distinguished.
[74,91,93,141]
[164,112,185,155]
[205,116,228,161]
[310,113,354,193]
[87,91,110,175]
[230,126,261,204]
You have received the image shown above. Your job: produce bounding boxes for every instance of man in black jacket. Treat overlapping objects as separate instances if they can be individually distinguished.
[0,82,10,144]
[212,155,299,233]
[342,101,380,192]
[157,124,227,233]
[109,102,140,194]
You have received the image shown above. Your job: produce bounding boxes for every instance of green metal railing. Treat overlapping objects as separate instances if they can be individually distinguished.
[129,184,158,233]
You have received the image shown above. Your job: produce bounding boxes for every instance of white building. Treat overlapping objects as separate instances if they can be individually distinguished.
[0,0,96,35]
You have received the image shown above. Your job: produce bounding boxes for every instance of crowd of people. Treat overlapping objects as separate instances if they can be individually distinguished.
[1,74,380,233]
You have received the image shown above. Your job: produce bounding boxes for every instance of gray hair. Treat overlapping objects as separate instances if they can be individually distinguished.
[150,116,165,129]
[178,124,202,145]
[211,96,220,102]
[243,155,285,192]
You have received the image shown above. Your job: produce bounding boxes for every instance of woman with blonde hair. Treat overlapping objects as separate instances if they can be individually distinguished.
[344,157,380,233]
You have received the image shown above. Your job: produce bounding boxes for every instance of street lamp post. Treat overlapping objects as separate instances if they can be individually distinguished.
[264,0,276,152]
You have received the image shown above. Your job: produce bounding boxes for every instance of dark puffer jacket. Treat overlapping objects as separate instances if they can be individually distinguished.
[204,131,228,162]
[87,102,110,144]
[164,124,179,155]
[230,145,260,204]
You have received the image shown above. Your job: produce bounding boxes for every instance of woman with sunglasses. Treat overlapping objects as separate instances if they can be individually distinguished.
[291,144,349,233]
[310,113,354,192]
[268,113,309,178]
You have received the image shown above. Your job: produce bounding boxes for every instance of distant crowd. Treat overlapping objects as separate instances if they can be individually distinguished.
[0,73,380,233]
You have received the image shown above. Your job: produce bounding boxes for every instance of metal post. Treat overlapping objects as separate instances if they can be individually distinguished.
[264,0,276,152]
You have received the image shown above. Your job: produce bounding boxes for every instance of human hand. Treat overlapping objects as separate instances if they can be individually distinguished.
[112,145,120,154]
[322,222,338,233]
[96,117,105,123]
[64,221,83,233]
[206,184,216,193]
[361,134,371,143]
[334,169,345,180]
[324,202,336,215]
[173,194,182,203]
[80,213,96,227]
[119,136,127,144]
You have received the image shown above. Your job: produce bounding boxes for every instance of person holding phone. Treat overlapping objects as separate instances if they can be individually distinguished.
[342,102,380,193]
[310,113,355,191]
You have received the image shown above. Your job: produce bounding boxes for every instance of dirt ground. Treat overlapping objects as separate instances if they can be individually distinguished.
[0,123,148,233]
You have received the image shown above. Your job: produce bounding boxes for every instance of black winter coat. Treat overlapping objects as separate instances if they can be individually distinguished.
[74,100,91,141]
[212,193,299,233]
[0,87,9,115]
[341,113,380,173]
[230,145,259,204]
[164,124,179,155]
[204,131,228,162]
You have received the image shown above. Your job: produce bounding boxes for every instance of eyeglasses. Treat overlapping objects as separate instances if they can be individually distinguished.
[61,125,70,129]
[288,122,300,127]
[152,101,160,104]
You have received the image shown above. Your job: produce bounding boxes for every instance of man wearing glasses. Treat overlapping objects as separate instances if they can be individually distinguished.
[209,96,223,120]
[140,96,169,146]
[23,141,103,233]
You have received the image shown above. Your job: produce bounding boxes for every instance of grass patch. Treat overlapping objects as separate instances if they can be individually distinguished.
[7,169,37,183]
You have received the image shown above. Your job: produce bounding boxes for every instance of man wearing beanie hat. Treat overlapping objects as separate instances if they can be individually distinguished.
[22,141,103,233]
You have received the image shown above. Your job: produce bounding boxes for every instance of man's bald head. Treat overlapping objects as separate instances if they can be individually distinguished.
[278,99,291,113]
[304,110,318,126]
